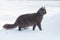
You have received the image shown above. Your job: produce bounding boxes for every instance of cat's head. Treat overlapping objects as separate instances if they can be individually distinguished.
[37,7,46,15]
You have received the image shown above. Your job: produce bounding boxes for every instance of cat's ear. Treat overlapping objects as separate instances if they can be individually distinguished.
[40,7,45,9]
[43,7,45,8]
[42,7,45,9]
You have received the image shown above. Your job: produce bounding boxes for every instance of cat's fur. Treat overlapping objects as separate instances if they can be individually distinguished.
[3,7,46,31]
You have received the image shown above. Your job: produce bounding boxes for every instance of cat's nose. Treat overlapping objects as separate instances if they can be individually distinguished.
[44,11,46,14]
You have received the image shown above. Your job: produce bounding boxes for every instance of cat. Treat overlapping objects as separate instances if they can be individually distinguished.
[3,7,46,31]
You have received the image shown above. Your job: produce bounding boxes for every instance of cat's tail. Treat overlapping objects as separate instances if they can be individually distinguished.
[3,22,18,29]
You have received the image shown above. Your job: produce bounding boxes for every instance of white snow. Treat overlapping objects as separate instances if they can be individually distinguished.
[0,1,60,40]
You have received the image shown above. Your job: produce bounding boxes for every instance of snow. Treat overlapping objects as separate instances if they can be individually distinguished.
[0,1,60,40]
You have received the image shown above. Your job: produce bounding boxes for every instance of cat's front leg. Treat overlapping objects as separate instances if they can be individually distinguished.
[37,23,42,31]
[33,25,36,31]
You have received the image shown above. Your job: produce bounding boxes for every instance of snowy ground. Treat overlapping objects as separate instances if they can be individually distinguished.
[0,0,60,40]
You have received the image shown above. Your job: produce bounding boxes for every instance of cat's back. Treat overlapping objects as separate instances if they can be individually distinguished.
[17,13,36,20]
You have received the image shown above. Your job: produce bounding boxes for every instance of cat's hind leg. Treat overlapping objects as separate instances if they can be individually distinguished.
[18,27,21,31]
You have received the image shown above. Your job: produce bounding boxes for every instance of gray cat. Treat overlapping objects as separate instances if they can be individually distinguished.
[3,7,46,31]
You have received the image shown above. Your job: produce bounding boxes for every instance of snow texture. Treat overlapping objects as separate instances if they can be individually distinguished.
[0,1,60,40]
